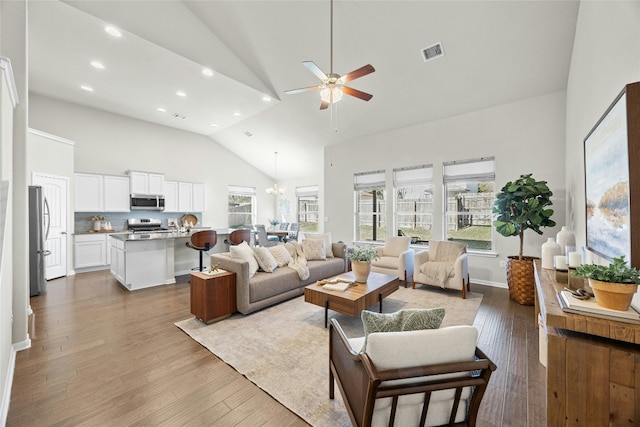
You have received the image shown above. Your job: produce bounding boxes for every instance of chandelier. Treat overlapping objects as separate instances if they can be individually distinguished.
[266,151,285,196]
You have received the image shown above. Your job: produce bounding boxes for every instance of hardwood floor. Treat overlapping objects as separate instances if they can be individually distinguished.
[7,271,545,426]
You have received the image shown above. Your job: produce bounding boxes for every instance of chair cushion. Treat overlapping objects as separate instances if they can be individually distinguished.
[229,241,259,278]
[302,232,334,257]
[383,236,411,257]
[371,255,400,270]
[267,245,292,267]
[361,308,445,352]
[302,239,326,260]
[253,247,278,273]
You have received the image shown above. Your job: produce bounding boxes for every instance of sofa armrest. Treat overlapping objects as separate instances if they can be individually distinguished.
[331,243,348,273]
[414,250,430,267]
[399,248,415,277]
[455,252,469,282]
[210,253,251,313]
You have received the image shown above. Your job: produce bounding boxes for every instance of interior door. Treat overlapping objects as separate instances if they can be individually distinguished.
[32,173,68,279]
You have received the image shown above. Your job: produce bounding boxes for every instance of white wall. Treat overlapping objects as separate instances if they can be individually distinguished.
[565,1,640,252]
[325,91,567,286]
[28,94,280,227]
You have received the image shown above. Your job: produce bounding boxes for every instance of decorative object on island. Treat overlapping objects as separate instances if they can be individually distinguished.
[346,245,380,283]
[91,215,105,231]
[493,173,556,305]
[555,226,576,254]
[572,255,640,311]
[541,237,561,269]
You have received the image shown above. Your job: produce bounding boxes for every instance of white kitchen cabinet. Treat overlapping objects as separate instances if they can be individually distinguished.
[74,173,104,212]
[103,175,130,212]
[110,238,125,283]
[74,234,107,269]
[178,182,193,212]
[164,181,179,212]
[192,183,205,212]
[128,170,165,195]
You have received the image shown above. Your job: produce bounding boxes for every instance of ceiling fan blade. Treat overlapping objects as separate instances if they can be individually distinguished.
[341,64,375,83]
[320,101,329,110]
[302,61,329,81]
[284,85,322,95]
[343,86,373,101]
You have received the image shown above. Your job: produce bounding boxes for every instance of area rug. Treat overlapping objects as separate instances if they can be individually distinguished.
[175,285,482,426]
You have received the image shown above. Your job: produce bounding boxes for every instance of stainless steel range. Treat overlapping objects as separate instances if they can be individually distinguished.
[127,218,168,233]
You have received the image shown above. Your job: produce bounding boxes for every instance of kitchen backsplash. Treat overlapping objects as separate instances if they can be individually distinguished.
[74,211,203,233]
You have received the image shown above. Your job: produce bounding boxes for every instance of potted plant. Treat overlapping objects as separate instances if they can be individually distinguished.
[493,174,556,305]
[269,219,280,230]
[346,245,380,283]
[573,255,640,311]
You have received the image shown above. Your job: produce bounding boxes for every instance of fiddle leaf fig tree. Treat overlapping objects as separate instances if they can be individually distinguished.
[493,174,556,260]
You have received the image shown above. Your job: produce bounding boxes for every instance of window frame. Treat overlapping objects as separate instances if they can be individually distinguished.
[354,170,387,242]
[393,164,434,245]
[296,185,319,232]
[227,185,256,228]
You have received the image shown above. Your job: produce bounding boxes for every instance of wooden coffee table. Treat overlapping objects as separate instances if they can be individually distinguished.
[304,271,399,327]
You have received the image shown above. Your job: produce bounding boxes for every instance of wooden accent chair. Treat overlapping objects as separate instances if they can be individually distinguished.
[185,229,217,271]
[329,319,495,427]
[224,229,252,246]
[370,236,414,287]
[413,240,470,298]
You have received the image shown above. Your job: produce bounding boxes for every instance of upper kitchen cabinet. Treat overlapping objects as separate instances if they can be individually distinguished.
[75,173,104,211]
[75,173,131,212]
[164,181,179,212]
[128,170,165,195]
[178,182,193,212]
[193,183,205,212]
[164,181,204,212]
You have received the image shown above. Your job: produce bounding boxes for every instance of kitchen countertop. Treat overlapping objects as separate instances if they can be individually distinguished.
[109,227,234,242]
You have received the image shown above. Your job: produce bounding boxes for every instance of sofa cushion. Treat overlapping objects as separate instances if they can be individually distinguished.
[253,247,278,272]
[302,239,326,260]
[229,241,259,278]
[268,245,292,267]
[383,236,411,257]
[303,232,334,257]
[372,255,400,270]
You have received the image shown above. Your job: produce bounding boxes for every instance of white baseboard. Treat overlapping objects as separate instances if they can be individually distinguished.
[471,279,508,289]
[1,339,31,426]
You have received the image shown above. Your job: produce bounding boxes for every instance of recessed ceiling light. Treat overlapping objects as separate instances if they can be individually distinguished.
[90,61,105,70]
[80,85,94,92]
[262,96,271,102]
[176,91,186,97]
[105,26,122,38]
[233,112,241,117]
[157,107,167,112]
[202,68,214,77]
[211,123,219,127]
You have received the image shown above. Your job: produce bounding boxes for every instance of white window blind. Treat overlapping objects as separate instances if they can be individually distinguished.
[295,185,319,197]
[228,185,256,196]
[354,170,386,190]
[393,165,433,187]
[443,157,495,183]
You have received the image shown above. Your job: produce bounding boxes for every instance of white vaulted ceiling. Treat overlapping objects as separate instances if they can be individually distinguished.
[28,0,580,180]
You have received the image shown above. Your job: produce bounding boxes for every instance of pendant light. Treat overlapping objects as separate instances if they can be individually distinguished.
[266,151,285,195]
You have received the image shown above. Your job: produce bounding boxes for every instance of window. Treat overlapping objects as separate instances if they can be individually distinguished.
[394,165,433,245]
[296,185,319,232]
[443,157,495,251]
[228,185,256,228]
[354,170,386,242]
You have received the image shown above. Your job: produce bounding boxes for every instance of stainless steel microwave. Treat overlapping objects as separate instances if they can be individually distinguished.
[130,194,165,211]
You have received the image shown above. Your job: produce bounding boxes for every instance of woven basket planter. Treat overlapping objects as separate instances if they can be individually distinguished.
[506,256,538,305]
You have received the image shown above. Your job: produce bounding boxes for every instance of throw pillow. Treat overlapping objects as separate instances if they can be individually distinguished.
[253,247,278,273]
[303,232,334,258]
[361,307,445,352]
[302,239,326,260]
[229,241,259,278]
[268,245,292,267]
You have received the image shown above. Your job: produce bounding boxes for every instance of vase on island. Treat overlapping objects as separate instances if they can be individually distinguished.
[351,261,371,283]
[93,220,101,231]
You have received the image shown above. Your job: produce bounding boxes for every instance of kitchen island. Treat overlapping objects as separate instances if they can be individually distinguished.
[109,228,233,291]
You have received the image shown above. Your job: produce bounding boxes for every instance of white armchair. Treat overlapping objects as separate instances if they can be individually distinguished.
[413,240,470,298]
[370,236,414,287]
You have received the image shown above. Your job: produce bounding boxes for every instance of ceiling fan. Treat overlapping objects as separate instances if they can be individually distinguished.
[284,0,375,110]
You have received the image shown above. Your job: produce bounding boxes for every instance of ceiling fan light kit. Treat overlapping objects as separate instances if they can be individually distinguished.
[284,0,375,130]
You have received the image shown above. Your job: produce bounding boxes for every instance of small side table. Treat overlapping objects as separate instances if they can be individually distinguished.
[190,270,237,323]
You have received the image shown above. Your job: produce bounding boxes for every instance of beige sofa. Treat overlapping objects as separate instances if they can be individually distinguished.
[211,242,347,314]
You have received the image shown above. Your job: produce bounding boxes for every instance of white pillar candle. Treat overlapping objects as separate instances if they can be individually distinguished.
[554,255,568,270]
[568,252,582,268]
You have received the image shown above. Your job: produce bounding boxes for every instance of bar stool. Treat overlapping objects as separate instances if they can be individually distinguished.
[186,230,217,271]
[224,229,252,246]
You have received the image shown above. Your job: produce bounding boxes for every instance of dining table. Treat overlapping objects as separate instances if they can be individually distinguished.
[266,230,289,241]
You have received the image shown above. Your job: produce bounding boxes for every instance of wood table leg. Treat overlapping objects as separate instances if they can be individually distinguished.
[379,293,383,313]
[325,299,329,328]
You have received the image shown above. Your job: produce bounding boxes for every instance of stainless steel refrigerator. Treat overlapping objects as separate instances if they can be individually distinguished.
[29,185,50,296]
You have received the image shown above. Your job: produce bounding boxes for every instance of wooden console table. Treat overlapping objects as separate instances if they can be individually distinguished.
[534,260,640,425]
[190,270,236,323]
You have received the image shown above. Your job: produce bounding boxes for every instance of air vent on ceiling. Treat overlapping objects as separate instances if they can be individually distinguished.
[244,131,253,137]
[421,42,445,63]
[172,113,186,120]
